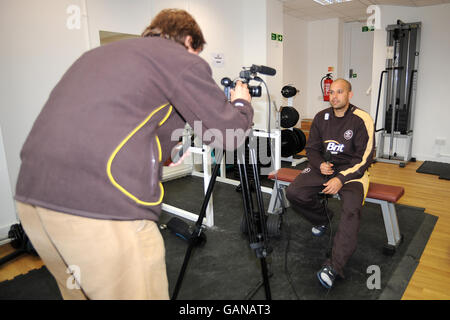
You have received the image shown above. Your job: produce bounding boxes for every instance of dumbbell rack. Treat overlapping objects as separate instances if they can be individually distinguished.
[278,97,307,167]
[0,224,37,267]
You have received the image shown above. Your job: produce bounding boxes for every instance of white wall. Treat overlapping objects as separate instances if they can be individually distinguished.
[412,4,450,163]
[241,0,285,130]
[265,0,284,131]
[0,0,87,239]
[370,4,450,163]
[87,0,152,48]
[0,128,16,239]
[282,16,345,120]
[0,0,86,193]
[283,14,308,123]
[305,18,344,118]
[189,0,244,86]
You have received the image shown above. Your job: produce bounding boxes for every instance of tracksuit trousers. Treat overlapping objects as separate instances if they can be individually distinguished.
[285,167,369,278]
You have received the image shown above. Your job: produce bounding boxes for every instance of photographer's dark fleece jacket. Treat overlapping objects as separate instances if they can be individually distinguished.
[15,37,253,222]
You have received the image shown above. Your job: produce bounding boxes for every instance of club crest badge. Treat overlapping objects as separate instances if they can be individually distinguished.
[344,130,353,140]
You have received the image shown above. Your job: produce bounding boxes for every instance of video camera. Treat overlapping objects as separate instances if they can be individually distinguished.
[221,64,276,98]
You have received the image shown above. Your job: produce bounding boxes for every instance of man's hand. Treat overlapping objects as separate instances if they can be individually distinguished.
[168,142,191,167]
[320,162,334,175]
[169,149,191,167]
[230,81,251,103]
[322,177,343,195]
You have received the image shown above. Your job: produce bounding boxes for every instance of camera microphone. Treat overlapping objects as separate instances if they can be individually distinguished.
[250,65,277,76]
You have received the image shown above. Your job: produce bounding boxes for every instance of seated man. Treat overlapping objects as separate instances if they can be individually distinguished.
[286,79,374,289]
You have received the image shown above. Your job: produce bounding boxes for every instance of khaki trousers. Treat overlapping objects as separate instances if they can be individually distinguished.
[16,201,169,300]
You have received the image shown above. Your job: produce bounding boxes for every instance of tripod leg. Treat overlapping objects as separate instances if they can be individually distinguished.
[171,243,194,300]
[236,138,272,300]
[171,150,224,300]
[260,257,272,300]
[249,140,269,240]
[249,136,272,300]
[237,161,256,240]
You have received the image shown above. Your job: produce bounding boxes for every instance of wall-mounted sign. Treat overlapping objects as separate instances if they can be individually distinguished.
[211,53,225,68]
[362,26,375,32]
[271,33,283,42]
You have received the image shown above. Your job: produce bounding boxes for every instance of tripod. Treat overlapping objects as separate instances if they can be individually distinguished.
[171,130,272,300]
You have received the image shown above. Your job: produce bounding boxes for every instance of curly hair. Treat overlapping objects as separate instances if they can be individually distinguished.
[141,9,206,51]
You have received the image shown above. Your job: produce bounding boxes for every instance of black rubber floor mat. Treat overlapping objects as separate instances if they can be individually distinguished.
[416,161,450,180]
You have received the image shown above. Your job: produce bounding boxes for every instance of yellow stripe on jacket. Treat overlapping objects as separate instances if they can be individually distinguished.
[106,103,173,206]
[339,109,374,178]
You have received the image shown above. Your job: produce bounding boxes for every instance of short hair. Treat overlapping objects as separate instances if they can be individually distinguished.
[332,78,352,92]
[141,9,206,51]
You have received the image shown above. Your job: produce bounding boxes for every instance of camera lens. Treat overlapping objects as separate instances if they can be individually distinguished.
[249,85,262,97]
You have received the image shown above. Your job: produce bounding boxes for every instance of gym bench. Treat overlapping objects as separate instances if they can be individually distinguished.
[267,167,405,254]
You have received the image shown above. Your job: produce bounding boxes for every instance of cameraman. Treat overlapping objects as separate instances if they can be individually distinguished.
[14,9,253,299]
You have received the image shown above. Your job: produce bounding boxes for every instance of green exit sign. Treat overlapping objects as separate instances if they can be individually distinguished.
[271,33,283,42]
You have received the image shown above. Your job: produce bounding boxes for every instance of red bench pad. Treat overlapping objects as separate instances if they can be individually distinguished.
[269,168,404,203]
[366,182,404,203]
[268,168,302,182]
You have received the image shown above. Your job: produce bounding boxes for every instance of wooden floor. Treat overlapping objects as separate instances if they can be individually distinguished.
[1,160,449,299]
[369,160,450,300]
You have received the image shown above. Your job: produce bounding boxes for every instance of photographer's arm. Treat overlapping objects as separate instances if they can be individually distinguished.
[169,61,254,151]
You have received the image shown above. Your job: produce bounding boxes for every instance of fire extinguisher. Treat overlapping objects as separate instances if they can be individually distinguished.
[321,73,333,101]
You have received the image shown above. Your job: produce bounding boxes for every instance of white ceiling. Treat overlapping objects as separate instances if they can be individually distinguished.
[282,0,450,22]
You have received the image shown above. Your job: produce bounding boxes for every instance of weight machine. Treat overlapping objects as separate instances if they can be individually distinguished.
[375,20,421,167]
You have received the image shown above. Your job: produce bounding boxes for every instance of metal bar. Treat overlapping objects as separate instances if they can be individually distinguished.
[388,38,400,158]
[375,71,387,132]
[365,198,396,246]
[161,204,209,226]
[388,202,402,244]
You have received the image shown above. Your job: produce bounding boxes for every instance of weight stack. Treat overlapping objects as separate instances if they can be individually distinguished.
[384,107,409,134]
